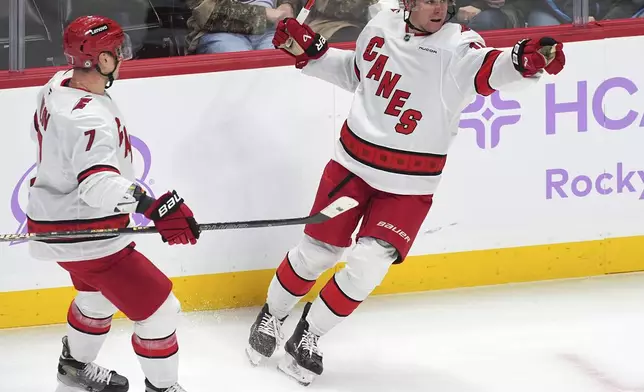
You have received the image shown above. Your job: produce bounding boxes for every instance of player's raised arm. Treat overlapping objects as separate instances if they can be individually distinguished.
[273,18,361,92]
[451,28,566,98]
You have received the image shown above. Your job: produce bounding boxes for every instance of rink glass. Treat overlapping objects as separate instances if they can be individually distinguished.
[0,0,605,71]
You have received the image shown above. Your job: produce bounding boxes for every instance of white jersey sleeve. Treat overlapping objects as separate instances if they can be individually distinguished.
[62,104,140,213]
[450,28,541,98]
[300,28,372,93]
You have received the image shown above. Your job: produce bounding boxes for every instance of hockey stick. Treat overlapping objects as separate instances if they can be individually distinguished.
[283,0,315,48]
[295,0,315,23]
[0,196,358,242]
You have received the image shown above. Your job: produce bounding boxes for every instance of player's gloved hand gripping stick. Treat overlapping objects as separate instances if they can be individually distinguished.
[273,0,327,69]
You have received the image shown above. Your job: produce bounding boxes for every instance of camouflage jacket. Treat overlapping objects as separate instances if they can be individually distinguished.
[185,0,299,53]
[185,0,378,53]
[290,0,379,41]
[305,0,379,23]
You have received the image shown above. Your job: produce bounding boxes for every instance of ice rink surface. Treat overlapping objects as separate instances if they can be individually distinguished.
[3,272,644,392]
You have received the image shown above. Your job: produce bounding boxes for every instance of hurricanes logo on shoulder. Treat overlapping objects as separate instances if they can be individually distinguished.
[72,96,93,112]
[469,42,485,50]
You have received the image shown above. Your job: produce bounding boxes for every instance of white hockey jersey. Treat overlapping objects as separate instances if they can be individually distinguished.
[27,70,138,262]
[302,10,542,195]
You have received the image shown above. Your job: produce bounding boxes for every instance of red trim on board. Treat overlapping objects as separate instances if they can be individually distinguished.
[1,19,643,90]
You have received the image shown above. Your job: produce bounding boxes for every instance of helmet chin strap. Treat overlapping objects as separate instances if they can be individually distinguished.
[95,57,119,89]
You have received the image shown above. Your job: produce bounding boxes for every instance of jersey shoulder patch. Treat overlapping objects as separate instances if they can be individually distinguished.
[469,41,486,49]
[72,96,94,112]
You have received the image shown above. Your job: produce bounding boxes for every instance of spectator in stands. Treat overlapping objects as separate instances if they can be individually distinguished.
[185,0,295,54]
[603,0,644,19]
[454,0,527,31]
[278,0,383,44]
[522,0,612,26]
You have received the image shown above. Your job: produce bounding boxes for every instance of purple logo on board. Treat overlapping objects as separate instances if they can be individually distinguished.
[8,135,155,246]
[544,76,644,200]
[545,77,644,134]
[459,91,522,149]
[546,163,644,200]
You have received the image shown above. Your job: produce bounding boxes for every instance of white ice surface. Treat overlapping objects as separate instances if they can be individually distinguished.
[3,272,644,392]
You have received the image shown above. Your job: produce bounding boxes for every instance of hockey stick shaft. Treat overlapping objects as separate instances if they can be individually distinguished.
[0,196,358,242]
[282,0,315,48]
[296,0,315,23]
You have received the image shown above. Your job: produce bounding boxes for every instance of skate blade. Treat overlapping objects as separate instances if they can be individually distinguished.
[55,381,86,392]
[246,344,266,367]
[277,354,317,386]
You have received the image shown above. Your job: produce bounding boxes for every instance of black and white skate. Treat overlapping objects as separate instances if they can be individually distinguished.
[246,303,285,366]
[278,302,323,386]
[56,336,129,392]
[144,378,187,392]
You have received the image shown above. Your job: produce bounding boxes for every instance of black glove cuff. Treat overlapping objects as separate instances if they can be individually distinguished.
[511,38,529,73]
[135,193,156,215]
[304,33,328,58]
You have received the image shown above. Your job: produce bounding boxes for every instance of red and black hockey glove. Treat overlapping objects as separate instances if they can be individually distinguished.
[511,37,566,77]
[142,190,200,245]
[272,18,328,69]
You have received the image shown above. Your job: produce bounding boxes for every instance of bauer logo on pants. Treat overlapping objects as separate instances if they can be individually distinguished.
[458,91,522,149]
[377,221,412,243]
[8,136,155,246]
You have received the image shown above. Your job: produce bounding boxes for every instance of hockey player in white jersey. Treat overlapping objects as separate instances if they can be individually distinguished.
[27,15,200,392]
[245,0,566,386]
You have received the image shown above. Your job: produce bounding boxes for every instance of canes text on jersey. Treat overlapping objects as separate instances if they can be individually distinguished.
[363,36,423,135]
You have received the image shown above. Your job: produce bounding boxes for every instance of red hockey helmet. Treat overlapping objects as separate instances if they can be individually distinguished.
[63,15,133,69]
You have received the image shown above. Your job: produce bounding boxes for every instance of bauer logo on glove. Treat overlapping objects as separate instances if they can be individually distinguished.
[511,36,565,77]
[157,191,183,218]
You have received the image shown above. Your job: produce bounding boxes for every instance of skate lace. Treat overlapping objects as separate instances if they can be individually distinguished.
[258,313,284,342]
[300,330,322,357]
[82,363,112,384]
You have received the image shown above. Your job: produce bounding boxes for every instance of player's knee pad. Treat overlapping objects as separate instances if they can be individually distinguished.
[336,237,398,300]
[72,291,118,319]
[131,293,180,385]
[289,234,345,280]
[133,292,181,339]
[67,292,117,342]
